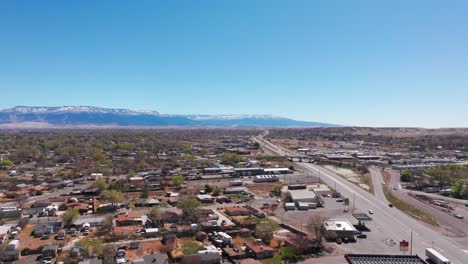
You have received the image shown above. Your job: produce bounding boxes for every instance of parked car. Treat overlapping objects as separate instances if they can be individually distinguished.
[454,213,464,219]
[357,234,367,239]
[336,198,344,202]
[116,249,126,258]
[336,238,342,244]
[388,203,393,208]
[368,210,374,214]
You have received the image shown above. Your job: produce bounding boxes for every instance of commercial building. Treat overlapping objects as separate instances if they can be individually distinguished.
[344,254,427,264]
[253,175,279,183]
[323,219,358,240]
[288,187,320,208]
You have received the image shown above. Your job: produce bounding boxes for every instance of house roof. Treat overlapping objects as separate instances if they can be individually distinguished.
[142,253,167,264]
[225,206,250,214]
[117,212,142,222]
[245,241,273,253]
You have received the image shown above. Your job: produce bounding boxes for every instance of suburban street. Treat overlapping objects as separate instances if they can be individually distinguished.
[253,131,468,264]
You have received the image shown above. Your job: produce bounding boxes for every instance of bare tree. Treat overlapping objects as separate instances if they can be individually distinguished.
[307,214,328,250]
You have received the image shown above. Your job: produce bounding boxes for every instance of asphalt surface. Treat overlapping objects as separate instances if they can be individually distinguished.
[253,131,468,264]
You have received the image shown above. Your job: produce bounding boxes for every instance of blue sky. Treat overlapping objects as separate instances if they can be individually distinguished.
[0,1,467,127]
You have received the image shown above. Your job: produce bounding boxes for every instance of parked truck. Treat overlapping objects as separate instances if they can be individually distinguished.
[7,240,19,251]
[426,248,450,264]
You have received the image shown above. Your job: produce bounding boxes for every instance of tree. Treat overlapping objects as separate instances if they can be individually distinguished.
[100,190,124,207]
[147,206,161,227]
[284,193,293,203]
[462,181,468,198]
[103,244,116,264]
[254,219,279,243]
[212,186,221,196]
[93,178,108,192]
[0,160,13,168]
[221,153,242,165]
[141,187,149,199]
[172,176,184,188]
[182,241,202,255]
[102,215,114,232]
[177,198,201,222]
[452,180,464,198]
[62,207,80,227]
[76,238,104,258]
[204,184,213,193]
[400,169,412,183]
[307,214,327,249]
[273,182,283,194]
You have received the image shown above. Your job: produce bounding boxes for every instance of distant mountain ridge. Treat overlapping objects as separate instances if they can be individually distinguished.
[0,106,337,127]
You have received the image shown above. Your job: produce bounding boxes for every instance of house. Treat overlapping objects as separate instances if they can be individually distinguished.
[134,198,161,207]
[245,241,274,259]
[0,224,13,243]
[181,252,221,264]
[225,206,250,216]
[33,222,60,237]
[197,194,214,203]
[74,216,106,228]
[42,244,59,258]
[160,212,179,223]
[116,212,143,226]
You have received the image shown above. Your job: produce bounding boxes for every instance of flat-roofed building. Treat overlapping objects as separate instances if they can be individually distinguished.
[323,219,357,240]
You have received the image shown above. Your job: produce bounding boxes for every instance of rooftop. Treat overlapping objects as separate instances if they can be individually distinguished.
[288,189,317,200]
[345,254,427,264]
[323,219,357,232]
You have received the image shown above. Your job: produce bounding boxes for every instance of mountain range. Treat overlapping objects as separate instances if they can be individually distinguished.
[0,106,337,127]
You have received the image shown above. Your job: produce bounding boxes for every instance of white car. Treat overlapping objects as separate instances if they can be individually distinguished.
[369,210,374,214]
[116,258,126,264]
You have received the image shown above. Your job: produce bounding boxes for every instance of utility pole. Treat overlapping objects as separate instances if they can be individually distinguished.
[410,231,413,255]
[353,192,356,211]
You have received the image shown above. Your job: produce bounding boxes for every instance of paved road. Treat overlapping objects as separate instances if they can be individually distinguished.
[254,131,468,264]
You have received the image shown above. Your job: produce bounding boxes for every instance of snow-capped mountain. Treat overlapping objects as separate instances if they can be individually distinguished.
[0,106,337,127]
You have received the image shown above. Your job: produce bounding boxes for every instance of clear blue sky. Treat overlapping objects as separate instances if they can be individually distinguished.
[1,1,467,127]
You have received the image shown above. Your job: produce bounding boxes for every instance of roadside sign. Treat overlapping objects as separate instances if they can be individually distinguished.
[400,240,409,252]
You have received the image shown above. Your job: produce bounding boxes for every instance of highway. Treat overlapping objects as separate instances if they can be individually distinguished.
[253,131,468,264]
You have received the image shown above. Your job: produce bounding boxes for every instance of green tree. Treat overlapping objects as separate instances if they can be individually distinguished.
[452,180,464,198]
[400,169,412,183]
[462,181,468,198]
[182,241,202,255]
[177,197,201,222]
[100,190,124,207]
[0,160,14,168]
[76,238,104,258]
[141,187,149,199]
[221,153,242,165]
[147,206,161,227]
[172,175,184,188]
[62,207,80,227]
[204,184,213,193]
[212,186,221,196]
[93,178,108,192]
[273,182,283,194]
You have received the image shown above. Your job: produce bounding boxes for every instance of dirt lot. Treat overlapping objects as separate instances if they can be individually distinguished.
[124,240,164,262]
[17,224,72,250]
